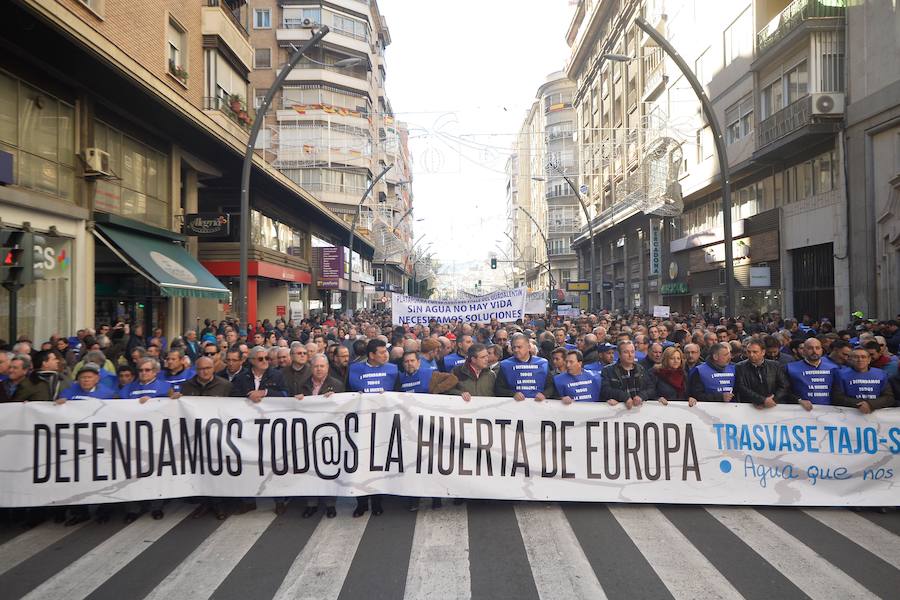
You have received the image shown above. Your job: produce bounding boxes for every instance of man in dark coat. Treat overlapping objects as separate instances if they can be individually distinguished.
[735,339,790,407]
[0,354,50,402]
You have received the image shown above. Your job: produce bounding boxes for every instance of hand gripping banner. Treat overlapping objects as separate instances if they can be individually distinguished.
[391,288,528,326]
[1,394,898,507]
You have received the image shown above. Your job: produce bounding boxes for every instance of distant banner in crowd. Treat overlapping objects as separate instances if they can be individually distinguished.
[524,291,546,315]
[1,395,898,507]
[391,288,527,325]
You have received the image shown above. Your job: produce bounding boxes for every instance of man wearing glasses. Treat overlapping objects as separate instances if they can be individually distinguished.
[230,345,288,403]
[120,358,173,402]
[282,342,312,398]
[218,347,246,383]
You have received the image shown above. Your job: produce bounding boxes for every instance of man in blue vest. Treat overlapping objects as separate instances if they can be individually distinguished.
[688,342,736,404]
[832,347,895,413]
[419,338,441,371]
[162,348,195,393]
[440,334,472,372]
[348,339,399,394]
[397,351,433,393]
[58,363,118,401]
[347,338,398,518]
[786,338,838,410]
[120,358,173,402]
[495,333,553,401]
[553,350,601,404]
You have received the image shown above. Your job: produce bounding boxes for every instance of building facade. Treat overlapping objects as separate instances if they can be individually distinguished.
[245,0,414,309]
[506,72,580,303]
[566,0,851,322]
[0,0,372,342]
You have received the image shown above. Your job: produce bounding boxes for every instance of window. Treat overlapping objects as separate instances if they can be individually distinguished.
[696,125,713,162]
[695,47,711,86]
[332,14,368,41]
[167,17,187,77]
[0,73,76,201]
[77,0,105,16]
[814,151,835,194]
[760,78,783,119]
[723,8,752,66]
[93,120,169,228]
[725,95,753,144]
[559,270,572,285]
[374,267,383,283]
[283,7,321,27]
[254,89,268,109]
[254,8,271,29]
[254,48,272,69]
[785,61,808,105]
[549,238,572,255]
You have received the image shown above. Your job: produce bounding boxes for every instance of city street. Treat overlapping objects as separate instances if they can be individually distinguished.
[1,498,897,599]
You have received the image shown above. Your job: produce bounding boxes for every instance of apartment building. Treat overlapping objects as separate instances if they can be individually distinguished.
[0,0,373,339]
[506,72,580,303]
[565,0,851,321]
[246,0,414,307]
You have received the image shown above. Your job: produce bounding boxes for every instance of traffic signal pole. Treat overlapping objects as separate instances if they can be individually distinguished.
[2,282,23,344]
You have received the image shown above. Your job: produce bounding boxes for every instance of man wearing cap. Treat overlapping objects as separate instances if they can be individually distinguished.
[495,333,553,401]
[585,343,616,373]
[58,363,118,401]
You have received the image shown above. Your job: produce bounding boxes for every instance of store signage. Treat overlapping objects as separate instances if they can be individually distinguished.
[566,280,591,292]
[320,247,344,280]
[32,235,72,280]
[661,282,689,295]
[184,213,230,236]
[276,305,286,316]
[317,280,340,289]
[750,266,771,287]
[649,223,661,276]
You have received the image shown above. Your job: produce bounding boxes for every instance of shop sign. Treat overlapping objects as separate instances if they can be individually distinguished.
[649,223,661,276]
[750,266,771,287]
[317,280,340,289]
[32,235,72,280]
[276,305,286,316]
[661,282,689,295]
[566,280,591,292]
[320,247,344,280]
[184,213,230,236]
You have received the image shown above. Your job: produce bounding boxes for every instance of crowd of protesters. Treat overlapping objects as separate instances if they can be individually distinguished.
[1,308,898,526]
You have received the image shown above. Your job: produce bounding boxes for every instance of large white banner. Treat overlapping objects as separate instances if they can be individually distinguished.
[392,288,528,325]
[1,395,898,507]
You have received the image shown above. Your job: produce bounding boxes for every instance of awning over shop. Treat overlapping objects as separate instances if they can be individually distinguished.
[94,224,230,300]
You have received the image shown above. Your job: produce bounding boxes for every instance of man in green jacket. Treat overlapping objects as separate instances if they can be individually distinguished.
[0,354,50,402]
[450,344,496,401]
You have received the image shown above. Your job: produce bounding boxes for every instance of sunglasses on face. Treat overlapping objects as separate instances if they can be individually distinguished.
[139,368,154,372]
[204,352,218,357]
[256,357,269,362]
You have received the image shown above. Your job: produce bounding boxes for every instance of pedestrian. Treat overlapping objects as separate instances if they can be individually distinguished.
[734,339,790,408]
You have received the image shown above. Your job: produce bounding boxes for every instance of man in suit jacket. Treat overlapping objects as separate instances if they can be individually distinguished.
[0,354,50,402]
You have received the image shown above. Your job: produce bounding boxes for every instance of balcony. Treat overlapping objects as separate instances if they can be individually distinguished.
[756,0,845,57]
[283,66,371,94]
[753,93,843,161]
[202,1,253,72]
[549,221,580,235]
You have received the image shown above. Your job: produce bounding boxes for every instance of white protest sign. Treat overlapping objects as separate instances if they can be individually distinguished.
[392,288,527,325]
[1,396,898,507]
[653,305,671,318]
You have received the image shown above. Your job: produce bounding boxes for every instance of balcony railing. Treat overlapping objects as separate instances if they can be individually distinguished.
[757,0,846,53]
[756,94,811,148]
[207,0,248,38]
[204,96,252,130]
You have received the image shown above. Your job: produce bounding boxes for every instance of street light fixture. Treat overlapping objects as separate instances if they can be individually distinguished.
[605,20,735,316]
[239,27,330,328]
[516,205,554,309]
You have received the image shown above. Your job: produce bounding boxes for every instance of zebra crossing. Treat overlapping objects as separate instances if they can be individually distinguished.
[0,499,897,600]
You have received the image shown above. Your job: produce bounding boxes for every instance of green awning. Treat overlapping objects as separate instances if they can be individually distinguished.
[94,224,230,300]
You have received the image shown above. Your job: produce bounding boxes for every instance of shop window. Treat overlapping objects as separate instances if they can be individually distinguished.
[93,120,168,228]
[0,72,75,201]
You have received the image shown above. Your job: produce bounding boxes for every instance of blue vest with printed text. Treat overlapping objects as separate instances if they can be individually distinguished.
[553,371,602,402]
[836,367,888,400]
[499,356,549,396]
[348,361,399,393]
[59,383,118,400]
[441,353,466,372]
[120,377,172,399]
[695,362,736,394]
[398,366,433,394]
[786,358,838,404]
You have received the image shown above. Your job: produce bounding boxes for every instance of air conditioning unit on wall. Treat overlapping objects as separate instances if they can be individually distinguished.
[810,92,845,116]
[84,148,111,177]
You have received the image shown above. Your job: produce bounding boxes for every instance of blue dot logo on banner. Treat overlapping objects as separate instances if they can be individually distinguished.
[719,459,732,474]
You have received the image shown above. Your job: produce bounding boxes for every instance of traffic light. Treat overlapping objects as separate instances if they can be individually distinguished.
[1,229,34,286]
[490,257,497,269]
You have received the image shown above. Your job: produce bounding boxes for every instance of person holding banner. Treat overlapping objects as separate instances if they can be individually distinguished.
[735,339,790,408]
[120,358,173,401]
[162,348,194,393]
[495,334,553,401]
[57,362,117,401]
[651,347,692,406]
[688,343,736,406]
[785,338,838,411]
[448,343,496,401]
[600,341,655,409]
[397,351,433,393]
[347,339,398,517]
[553,350,601,404]
[832,347,895,413]
[440,334,472,372]
[229,346,288,402]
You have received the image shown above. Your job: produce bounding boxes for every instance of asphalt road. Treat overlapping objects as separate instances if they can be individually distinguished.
[0,498,897,599]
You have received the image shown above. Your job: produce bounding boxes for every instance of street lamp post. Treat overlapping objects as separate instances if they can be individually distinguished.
[239,27,330,327]
[629,18,735,317]
[535,160,596,313]
[347,163,394,312]
[517,205,554,310]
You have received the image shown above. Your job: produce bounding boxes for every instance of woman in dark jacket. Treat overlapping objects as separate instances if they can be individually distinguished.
[652,347,696,406]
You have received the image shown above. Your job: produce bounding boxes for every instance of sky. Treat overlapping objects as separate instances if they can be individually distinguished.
[378,0,573,277]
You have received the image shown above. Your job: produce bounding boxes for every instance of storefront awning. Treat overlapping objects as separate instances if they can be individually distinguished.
[94,224,230,300]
